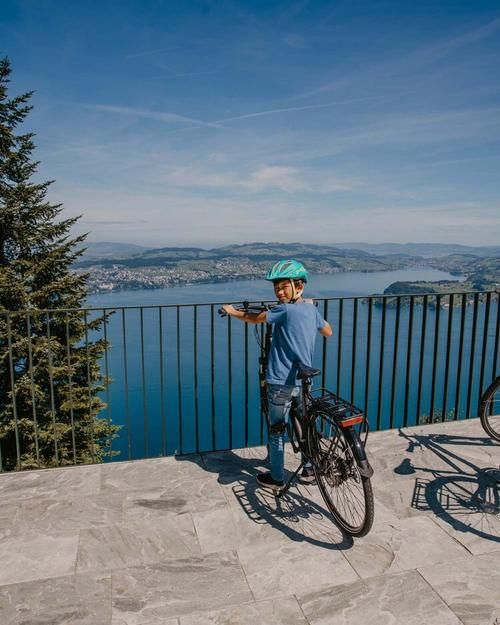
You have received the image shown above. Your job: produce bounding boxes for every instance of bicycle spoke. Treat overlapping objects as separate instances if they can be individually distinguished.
[307,409,374,536]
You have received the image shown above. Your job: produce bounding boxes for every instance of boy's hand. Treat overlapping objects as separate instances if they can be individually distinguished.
[222,304,237,316]
[220,304,266,324]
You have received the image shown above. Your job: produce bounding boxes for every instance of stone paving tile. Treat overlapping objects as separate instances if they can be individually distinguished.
[431,510,500,555]
[0,421,496,625]
[370,465,421,519]
[179,596,308,625]
[0,571,112,625]
[297,569,461,625]
[417,464,500,555]
[200,445,303,485]
[111,551,253,624]
[14,491,125,534]
[191,504,290,555]
[0,503,18,540]
[0,464,101,503]
[111,618,179,625]
[200,446,268,476]
[220,466,399,541]
[418,552,500,625]
[0,531,79,586]
[101,455,206,492]
[370,420,499,474]
[366,427,416,459]
[219,477,349,548]
[237,537,359,599]
[77,516,201,573]
[113,620,178,625]
[340,516,471,579]
[123,476,227,520]
[409,417,488,437]
[393,434,500,476]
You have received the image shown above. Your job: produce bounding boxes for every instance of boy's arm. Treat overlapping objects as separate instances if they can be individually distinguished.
[320,321,333,337]
[221,304,267,324]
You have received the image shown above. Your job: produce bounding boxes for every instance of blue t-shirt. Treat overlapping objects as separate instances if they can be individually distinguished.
[265,301,326,385]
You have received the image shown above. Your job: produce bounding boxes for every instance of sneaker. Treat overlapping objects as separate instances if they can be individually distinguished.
[300,465,315,482]
[256,471,284,493]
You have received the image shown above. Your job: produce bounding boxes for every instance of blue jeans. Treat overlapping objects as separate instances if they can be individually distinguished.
[267,384,303,482]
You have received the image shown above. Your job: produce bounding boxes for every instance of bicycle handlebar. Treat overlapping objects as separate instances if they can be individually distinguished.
[218,301,270,317]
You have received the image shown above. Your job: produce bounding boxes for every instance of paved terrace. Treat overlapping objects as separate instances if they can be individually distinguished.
[0,419,499,625]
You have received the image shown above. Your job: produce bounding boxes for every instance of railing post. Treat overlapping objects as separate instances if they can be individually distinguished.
[390,296,401,428]
[466,292,480,418]
[403,296,415,427]
[6,314,21,470]
[351,298,358,404]
[441,294,454,422]
[376,297,387,430]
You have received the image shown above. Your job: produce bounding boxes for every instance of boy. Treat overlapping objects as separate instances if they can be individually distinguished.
[222,259,332,492]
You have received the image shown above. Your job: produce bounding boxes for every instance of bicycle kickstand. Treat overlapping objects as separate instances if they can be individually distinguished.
[277,460,305,497]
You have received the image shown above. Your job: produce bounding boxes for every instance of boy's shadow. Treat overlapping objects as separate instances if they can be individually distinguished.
[179,448,353,550]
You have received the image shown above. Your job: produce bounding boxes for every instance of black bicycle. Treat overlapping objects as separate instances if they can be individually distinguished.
[479,376,500,442]
[220,302,375,537]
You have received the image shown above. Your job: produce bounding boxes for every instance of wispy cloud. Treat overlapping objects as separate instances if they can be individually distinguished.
[274,107,500,164]
[152,70,218,79]
[162,164,355,194]
[417,16,500,62]
[295,16,500,101]
[60,179,500,247]
[214,95,392,124]
[83,219,149,225]
[12,0,498,247]
[90,105,224,129]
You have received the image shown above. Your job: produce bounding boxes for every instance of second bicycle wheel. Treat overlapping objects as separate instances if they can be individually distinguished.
[307,409,374,536]
[479,377,500,442]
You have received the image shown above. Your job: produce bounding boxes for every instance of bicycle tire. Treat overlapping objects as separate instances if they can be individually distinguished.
[307,408,374,536]
[479,377,500,443]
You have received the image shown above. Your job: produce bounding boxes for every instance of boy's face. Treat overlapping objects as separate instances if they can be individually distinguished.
[273,279,302,303]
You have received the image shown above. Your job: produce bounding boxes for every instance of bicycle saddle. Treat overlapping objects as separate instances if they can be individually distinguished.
[294,360,321,380]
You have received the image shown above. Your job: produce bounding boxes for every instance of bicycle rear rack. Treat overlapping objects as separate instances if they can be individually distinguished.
[310,389,370,446]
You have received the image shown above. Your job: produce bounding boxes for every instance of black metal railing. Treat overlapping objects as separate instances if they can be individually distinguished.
[1,290,498,471]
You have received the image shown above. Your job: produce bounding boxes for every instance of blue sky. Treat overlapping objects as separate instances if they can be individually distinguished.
[1,0,500,247]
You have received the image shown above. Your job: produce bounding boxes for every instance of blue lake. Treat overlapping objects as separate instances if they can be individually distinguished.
[85,269,498,460]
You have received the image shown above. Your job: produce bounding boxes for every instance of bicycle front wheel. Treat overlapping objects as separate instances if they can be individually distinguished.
[307,409,374,536]
[479,377,500,442]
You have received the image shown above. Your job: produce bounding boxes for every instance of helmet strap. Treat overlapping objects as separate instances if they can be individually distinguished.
[289,279,303,303]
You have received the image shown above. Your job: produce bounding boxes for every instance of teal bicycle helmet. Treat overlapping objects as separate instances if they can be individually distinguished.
[265,259,309,283]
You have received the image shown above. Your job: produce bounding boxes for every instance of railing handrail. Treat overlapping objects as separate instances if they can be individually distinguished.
[0,289,498,315]
[1,288,498,471]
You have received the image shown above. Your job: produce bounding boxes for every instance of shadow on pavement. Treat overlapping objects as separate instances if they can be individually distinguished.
[394,429,500,543]
[177,449,354,550]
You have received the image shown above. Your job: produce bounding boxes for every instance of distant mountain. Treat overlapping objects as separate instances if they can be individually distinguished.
[78,242,151,260]
[76,241,499,293]
[215,242,373,258]
[76,241,500,263]
[331,242,500,258]
[74,241,409,270]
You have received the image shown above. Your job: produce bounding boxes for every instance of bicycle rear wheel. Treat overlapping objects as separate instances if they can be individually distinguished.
[307,408,374,536]
[479,377,500,442]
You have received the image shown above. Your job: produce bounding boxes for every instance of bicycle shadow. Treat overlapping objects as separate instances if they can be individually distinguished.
[181,448,354,550]
[394,429,500,543]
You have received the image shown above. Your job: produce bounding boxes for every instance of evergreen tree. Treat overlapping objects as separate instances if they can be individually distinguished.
[0,57,118,470]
